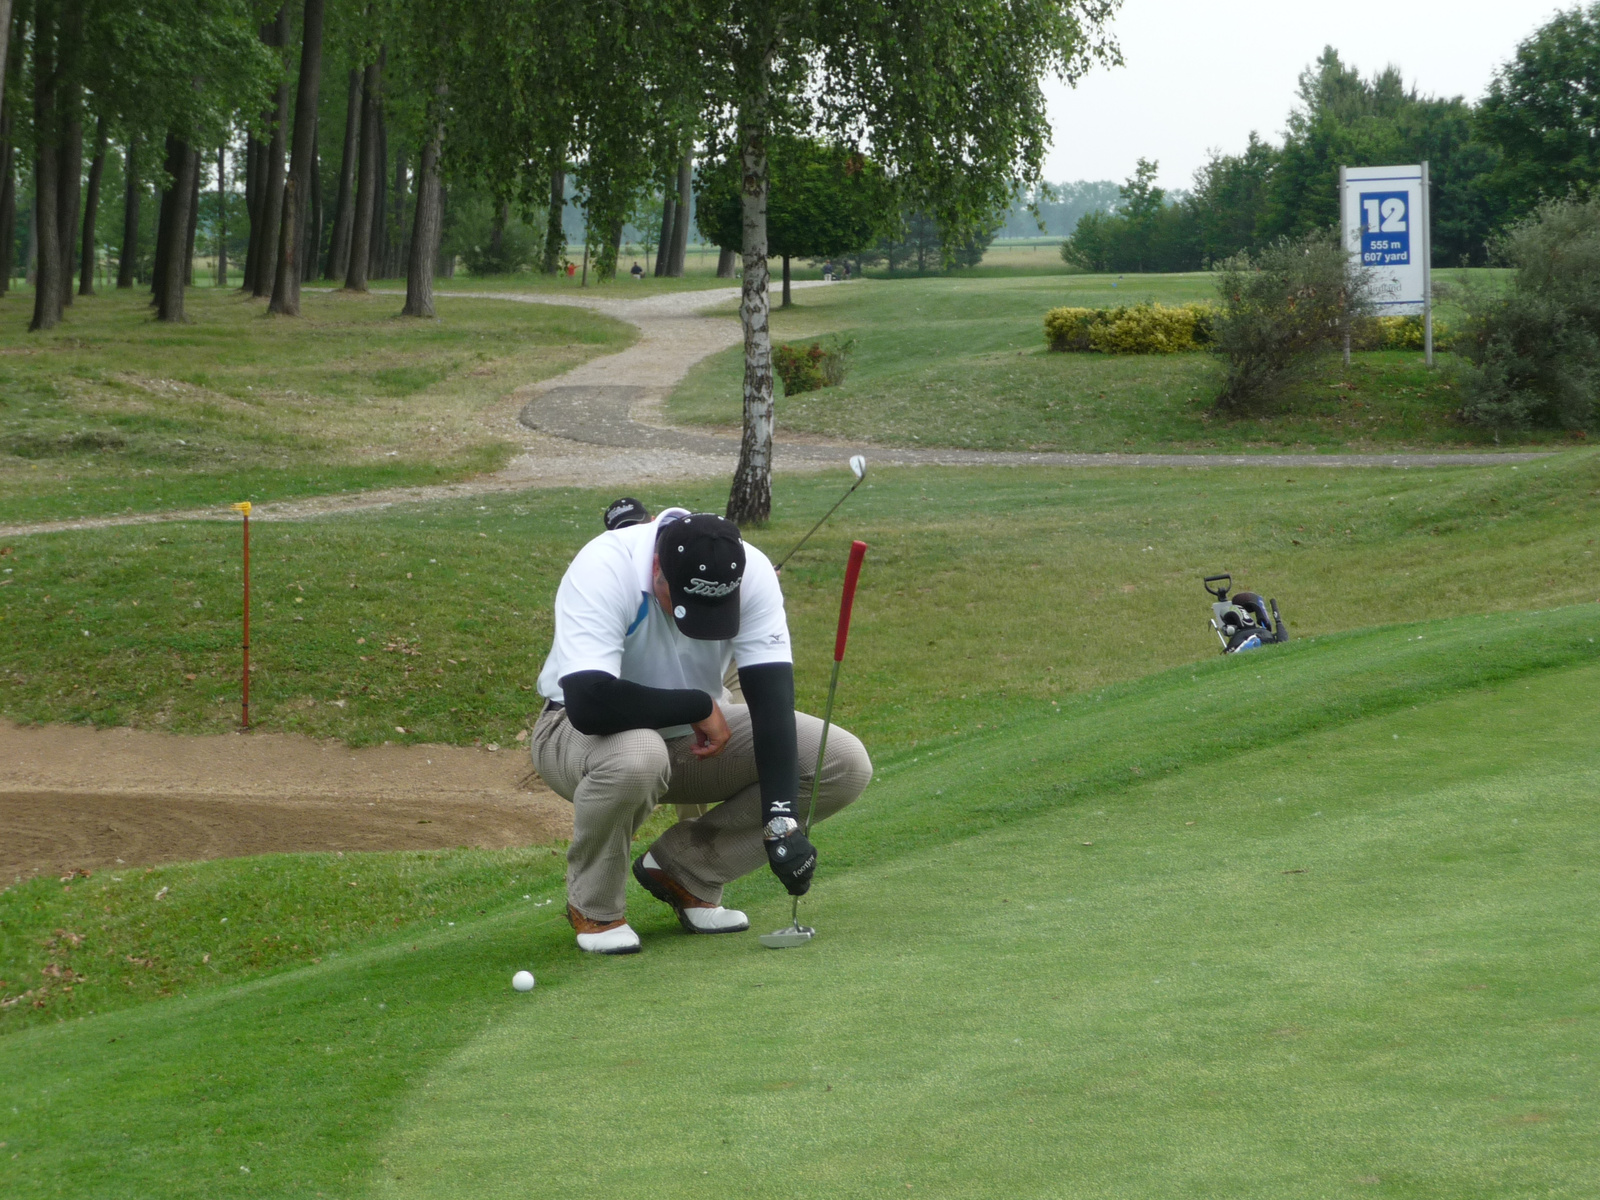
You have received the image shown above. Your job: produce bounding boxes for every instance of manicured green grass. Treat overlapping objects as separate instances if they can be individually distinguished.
[3,453,1596,751]
[4,605,1597,1197]
[0,288,633,523]
[666,268,1556,453]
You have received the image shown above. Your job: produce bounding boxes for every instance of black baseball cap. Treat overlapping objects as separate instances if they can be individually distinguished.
[604,497,651,530]
[656,513,745,640]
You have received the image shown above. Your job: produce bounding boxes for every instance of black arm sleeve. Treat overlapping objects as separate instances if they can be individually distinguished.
[558,671,713,736]
[739,662,799,826]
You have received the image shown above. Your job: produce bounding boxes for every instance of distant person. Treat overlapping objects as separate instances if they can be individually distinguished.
[822,260,834,281]
[841,261,851,281]
[530,510,873,954]
[566,262,577,278]
[630,261,644,280]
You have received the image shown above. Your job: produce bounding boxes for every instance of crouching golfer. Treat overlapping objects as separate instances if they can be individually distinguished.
[531,511,872,954]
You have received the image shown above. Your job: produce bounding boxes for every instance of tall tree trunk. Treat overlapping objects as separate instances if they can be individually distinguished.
[781,254,791,308]
[654,177,673,277]
[57,88,82,307]
[183,160,199,284]
[667,148,691,276]
[384,139,406,278]
[727,107,774,525]
[117,140,139,287]
[156,138,198,321]
[716,245,736,277]
[0,0,14,114]
[542,163,564,273]
[29,5,62,332]
[215,145,228,286]
[253,5,290,299]
[150,135,180,302]
[367,83,388,280]
[0,117,14,296]
[240,131,262,289]
[345,53,381,290]
[270,0,324,315]
[325,67,360,278]
[305,127,321,282]
[78,116,105,295]
[402,103,444,318]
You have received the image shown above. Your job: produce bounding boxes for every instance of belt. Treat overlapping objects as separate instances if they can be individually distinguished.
[542,699,564,713]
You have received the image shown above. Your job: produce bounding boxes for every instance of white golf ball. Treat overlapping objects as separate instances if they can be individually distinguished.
[511,970,536,993]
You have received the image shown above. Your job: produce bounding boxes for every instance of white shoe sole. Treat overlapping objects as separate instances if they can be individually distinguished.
[575,923,641,954]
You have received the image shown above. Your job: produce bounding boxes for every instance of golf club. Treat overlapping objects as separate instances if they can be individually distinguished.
[773,455,867,571]
[760,538,868,949]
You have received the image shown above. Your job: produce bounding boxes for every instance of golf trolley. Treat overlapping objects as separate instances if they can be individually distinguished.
[1204,574,1289,654]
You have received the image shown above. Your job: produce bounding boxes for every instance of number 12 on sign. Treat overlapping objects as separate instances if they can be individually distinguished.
[1359,192,1410,266]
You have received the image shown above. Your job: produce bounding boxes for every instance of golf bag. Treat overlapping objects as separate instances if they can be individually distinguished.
[1204,574,1289,654]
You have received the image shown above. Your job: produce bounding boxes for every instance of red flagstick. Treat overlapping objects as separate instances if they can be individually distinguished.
[231,502,251,728]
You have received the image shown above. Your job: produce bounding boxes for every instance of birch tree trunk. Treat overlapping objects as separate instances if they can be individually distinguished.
[344,54,381,290]
[242,132,261,289]
[726,104,774,524]
[716,245,737,277]
[270,0,324,315]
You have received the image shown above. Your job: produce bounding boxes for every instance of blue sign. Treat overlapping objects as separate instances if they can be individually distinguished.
[1359,191,1410,266]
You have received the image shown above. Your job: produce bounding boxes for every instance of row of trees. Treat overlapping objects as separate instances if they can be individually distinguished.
[1066,11,1600,273]
[5,0,1121,521]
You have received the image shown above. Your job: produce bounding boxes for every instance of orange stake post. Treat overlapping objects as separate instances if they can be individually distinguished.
[231,502,251,728]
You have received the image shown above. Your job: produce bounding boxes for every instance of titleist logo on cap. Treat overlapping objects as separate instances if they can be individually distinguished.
[683,576,740,598]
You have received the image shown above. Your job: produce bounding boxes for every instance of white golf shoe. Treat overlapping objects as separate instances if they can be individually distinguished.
[567,904,641,955]
[632,852,750,934]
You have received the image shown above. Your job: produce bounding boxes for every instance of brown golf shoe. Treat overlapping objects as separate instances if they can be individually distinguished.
[565,903,641,954]
[632,852,749,934]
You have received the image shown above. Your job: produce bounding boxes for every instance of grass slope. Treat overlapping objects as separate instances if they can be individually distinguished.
[0,289,632,524]
[2,605,1597,1197]
[2,454,1596,750]
[666,268,1556,454]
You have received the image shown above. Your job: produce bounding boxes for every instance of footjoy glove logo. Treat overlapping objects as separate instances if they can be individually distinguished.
[684,577,740,598]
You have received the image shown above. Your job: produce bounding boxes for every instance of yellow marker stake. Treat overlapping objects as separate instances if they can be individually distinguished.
[231,503,251,727]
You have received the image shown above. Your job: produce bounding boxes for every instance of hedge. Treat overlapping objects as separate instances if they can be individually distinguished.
[1044,302,1215,354]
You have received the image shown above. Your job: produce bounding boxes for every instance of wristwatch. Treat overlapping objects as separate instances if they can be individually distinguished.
[762,816,800,842]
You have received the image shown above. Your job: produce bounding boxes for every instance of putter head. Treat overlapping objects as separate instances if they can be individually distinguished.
[848,454,866,481]
[758,924,815,949]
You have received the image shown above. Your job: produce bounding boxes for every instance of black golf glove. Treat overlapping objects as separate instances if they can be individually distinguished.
[766,829,817,896]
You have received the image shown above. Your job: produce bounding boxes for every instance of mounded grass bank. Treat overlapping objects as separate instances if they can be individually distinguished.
[667,269,1551,453]
[3,604,1597,1196]
[0,288,633,525]
[1,454,1595,750]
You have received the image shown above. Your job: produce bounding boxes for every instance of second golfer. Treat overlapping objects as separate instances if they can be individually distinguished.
[530,510,873,954]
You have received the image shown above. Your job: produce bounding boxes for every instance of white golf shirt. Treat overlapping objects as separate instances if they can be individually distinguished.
[536,516,792,738]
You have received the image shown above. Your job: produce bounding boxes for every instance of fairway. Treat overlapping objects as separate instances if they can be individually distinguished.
[4,604,1597,1197]
[666,269,1539,455]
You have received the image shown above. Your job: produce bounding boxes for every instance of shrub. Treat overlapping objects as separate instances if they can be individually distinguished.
[774,337,853,396]
[1349,314,1452,352]
[1044,303,1214,354]
[1452,194,1600,431]
[1210,231,1376,413]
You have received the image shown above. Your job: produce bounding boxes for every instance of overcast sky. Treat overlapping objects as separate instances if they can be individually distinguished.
[1042,0,1567,190]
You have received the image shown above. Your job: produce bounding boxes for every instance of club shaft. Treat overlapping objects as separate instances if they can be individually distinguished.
[791,658,842,928]
[775,479,862,571]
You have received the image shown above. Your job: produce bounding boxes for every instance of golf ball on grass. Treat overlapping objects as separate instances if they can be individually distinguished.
[511,970,536,992]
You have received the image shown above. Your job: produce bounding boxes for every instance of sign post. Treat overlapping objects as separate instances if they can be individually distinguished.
[1340,162,1433,365]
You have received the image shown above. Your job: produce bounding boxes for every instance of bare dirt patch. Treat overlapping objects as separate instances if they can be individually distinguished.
[1,718,570,880]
